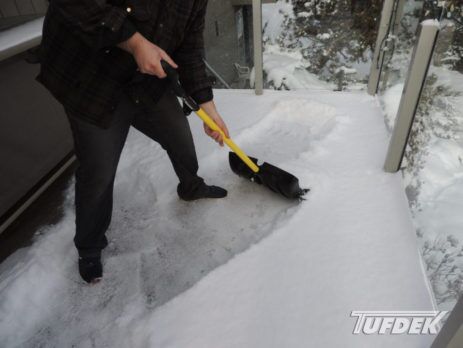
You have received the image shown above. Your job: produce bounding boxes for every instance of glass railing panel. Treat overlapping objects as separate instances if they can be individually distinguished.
[404,5,463,311]
[260,0,382,91]
[378,0,425,129]
[204,0,255,89]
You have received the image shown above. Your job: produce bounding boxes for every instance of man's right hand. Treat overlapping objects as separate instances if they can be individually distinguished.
[118,32,177,78]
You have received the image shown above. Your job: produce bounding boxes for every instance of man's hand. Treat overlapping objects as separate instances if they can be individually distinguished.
[200,101,230,147]
[119,34,229,146]
[118,32,177,78]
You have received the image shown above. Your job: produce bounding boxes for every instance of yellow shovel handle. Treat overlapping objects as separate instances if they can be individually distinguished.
[195,108,259,173]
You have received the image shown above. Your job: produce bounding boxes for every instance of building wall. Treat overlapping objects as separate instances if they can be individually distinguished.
[204,0,243,86]
[204,1,274,87]
[0,52,73,220]
[0,0,48,30]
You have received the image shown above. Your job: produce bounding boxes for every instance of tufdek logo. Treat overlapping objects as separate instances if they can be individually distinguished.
[350,311,448,335]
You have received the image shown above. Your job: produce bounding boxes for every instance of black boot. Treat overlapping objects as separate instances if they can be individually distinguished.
[178,182,227,201]
[78,255,103,284]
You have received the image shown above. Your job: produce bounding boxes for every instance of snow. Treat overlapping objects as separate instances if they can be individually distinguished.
[297,11,312,18]
[261,2,332,90]
[0,89,435,347]
[317,32,332,40]
[421,19,441,28]
[262,44,333,90]
[381,83,404,129]
[261,0,462,316]
[335,66,358,75]
[0,17,44,53]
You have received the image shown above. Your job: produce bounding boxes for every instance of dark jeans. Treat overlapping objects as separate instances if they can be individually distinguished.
[66,90,204,257]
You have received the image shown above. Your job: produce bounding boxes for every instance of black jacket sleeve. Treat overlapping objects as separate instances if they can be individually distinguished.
[174,0,213,104]
[49,0,137,50]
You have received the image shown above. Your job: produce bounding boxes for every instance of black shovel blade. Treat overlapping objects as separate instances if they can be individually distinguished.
[229,152,259,180]
[228,152,309,200]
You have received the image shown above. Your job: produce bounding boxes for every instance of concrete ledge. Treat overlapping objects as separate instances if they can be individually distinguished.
[0,17,44,62]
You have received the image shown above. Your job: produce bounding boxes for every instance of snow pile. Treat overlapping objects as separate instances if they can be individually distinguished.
[261,1,333,91]
[0,90,435,347]
[261,44,332,90]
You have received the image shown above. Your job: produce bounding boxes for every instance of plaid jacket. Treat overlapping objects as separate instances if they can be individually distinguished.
[37,0,212,128]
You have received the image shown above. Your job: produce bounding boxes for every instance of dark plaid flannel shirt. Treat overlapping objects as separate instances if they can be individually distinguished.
[37,0,212,128]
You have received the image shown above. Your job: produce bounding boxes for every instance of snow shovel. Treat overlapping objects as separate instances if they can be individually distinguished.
[161,61,309,200]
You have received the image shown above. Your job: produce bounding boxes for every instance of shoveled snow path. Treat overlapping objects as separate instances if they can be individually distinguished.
[0,90,435,347]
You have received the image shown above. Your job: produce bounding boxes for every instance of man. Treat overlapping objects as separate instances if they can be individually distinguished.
[38,0,230,284]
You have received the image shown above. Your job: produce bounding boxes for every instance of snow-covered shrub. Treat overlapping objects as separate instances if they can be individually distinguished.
[420,234,463,305]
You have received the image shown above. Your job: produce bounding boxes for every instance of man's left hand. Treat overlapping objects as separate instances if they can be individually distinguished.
[200,101,230,147]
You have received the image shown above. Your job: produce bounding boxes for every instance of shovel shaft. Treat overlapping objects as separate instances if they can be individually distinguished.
[195,108,260,173]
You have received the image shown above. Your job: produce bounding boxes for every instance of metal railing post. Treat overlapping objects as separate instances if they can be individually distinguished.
[383,20,440,173]
[431,296,463,348]
[252,0,263,95]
